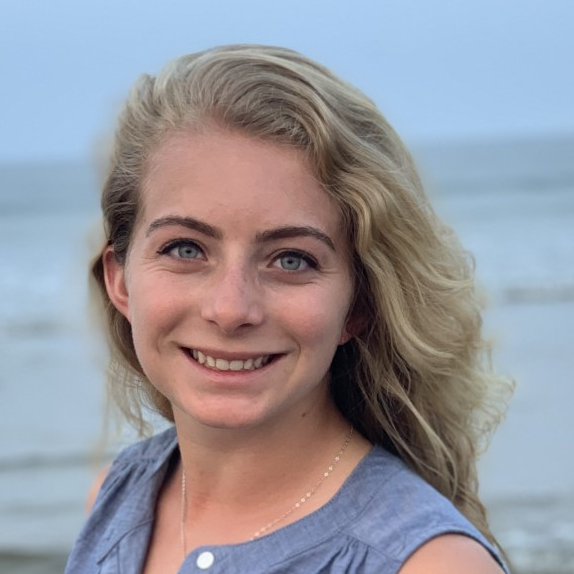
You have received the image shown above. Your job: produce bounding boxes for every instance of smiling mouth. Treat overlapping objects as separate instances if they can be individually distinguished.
[186,349,276,372]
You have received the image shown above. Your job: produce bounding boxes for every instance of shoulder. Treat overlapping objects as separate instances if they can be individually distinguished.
[85,464,111,513]
[339,447,508,572]
[65,428,178,573]
[345,446,467,536]
[399,534,505,574]
[87,426,178,512]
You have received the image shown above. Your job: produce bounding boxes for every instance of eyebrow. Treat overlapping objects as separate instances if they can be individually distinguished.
[256,226,335,251]
[146,216,335,251]
[146,216,223,239]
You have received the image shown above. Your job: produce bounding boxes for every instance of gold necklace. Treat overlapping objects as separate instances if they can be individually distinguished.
[180,426,354,557]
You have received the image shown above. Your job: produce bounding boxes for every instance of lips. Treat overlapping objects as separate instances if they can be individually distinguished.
[187,349,275,372]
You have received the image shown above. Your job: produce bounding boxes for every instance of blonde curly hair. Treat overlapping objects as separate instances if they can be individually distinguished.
[91,45,511,547]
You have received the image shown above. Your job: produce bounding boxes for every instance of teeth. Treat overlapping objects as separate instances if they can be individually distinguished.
[229,360,244,371]
[189,350,271,372]
[215,358,229,371]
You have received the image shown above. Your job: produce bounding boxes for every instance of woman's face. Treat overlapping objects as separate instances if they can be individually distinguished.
[104,130,355,431]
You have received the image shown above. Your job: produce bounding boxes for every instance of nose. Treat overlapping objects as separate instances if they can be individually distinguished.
[200,264,264,334]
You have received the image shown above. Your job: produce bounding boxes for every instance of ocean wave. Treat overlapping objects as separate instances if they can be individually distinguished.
[0,318,67,337]
[0,451,113,472]
[489,496,574,574]
[501,284,574,305]
[0,551,68,574]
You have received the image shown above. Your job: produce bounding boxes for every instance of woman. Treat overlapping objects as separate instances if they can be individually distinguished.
[66,45,511,573]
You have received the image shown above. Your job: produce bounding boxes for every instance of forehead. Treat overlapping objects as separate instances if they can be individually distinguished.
[141,130,347,246]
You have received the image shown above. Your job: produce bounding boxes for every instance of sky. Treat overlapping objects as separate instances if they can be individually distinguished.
[1,0,573,162]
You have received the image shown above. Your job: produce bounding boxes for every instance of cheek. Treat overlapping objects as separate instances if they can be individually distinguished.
[281,290,352,353]
[128,279,184,344]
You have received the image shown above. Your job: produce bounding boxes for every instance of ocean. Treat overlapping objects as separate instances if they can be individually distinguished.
[1,136,573,573]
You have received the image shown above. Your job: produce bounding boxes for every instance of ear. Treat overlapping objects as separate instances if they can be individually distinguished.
[102,246,131,321]
[339,314,363,345]
[338,302,368,345]
[338,328,353,345]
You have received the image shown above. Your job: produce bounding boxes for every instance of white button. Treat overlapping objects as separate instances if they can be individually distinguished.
[196,551,215,570]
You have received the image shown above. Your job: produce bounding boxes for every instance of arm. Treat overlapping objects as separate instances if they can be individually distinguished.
[84,465,110,514]
[399,534,506,574]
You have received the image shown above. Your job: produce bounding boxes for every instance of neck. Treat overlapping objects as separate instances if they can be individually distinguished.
[173,397,350,510]
[169,395,373,550]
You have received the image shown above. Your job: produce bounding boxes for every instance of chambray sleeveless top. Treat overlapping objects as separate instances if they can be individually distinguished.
[65,427,508,574]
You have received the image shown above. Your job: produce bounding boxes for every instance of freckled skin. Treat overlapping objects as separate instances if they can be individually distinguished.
[105,130,355,433]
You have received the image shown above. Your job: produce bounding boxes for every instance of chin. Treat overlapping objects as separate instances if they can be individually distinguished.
[176,399,277,431]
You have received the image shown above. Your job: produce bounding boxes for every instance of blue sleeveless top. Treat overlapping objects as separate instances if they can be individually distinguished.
[65,427,508,573]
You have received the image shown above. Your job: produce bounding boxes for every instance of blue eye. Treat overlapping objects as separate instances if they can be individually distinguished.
[160,240,203,259]
[273,252,316,271]
[174,243,201,259]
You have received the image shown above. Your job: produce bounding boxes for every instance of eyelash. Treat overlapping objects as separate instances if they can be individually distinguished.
[157,240,319,271]
[158,239,204,259]
[272,250,319,271]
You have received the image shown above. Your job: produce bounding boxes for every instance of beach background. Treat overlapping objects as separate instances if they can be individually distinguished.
[1,134,573,574]
[1,2,573,573]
